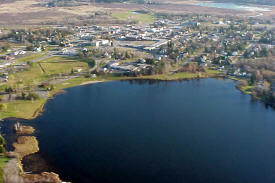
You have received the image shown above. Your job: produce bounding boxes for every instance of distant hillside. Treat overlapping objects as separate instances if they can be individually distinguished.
[208,0,275,6]
[44,0,131,7]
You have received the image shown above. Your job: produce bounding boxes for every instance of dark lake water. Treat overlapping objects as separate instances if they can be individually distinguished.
[5,79,275,183]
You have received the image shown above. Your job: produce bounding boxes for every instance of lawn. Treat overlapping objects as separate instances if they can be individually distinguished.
[0,155,10,183]
[0,98,46,120]
[205,68,223,75]
[239,85,253,94]
[0,56,90,119]
[6,56,89,88]
[112,11,155,24]
[16,52,46,63]
[39,56,88,75]
[140,72,200,80]
[9,62,46,87]
[99,72,206,81]
[50,77,99,94]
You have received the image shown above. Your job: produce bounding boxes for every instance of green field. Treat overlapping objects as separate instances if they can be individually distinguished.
[205,68,223,75]
[140,72,200,80]
[240,85,253,94]
[5,56,89,88]
[16,52,46,63]
[0,98,46,119]
[0,56,90,119]
[112,11,155,24]
[39,56,89,75]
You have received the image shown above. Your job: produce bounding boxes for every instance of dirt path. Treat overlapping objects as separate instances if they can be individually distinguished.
[3,158,24,183]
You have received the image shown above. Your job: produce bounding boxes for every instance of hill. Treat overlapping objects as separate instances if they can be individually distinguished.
[205,0,275,6]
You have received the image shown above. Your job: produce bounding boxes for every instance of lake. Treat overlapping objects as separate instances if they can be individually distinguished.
[197,2,271,12]
[5,79,275,183]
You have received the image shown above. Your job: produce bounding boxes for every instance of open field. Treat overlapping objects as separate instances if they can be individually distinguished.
[39,56,89,75]
[0,56,90,119]
[0,77,97,120]
[16,52,46,63]
[140,72,203,80]
[112,11,155,24]
[3,56,89,87]
[13,136,39,160]
[0,0,274,25]
[0,99,46,120]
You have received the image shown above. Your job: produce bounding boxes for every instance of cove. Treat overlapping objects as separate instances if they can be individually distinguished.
[13,79,275,183]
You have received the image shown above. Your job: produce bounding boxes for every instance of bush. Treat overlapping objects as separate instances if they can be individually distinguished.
[87,59,95,68]
[0,103,7,111]
[145,58,155,65]
[26,93,40,101]
[5,87,13,93]
[0,136,5,146]
[0,145,5,153]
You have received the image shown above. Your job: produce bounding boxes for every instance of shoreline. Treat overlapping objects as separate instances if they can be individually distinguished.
[0,73,265,182]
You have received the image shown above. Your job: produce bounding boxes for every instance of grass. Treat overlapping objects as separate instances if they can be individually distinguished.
[50,77,99,94]
[8,62,46,87]
[139,72,202,80]
[0,98,46,120]
[99,72,201,81]
[0,155,10,183]
[5,56,89,89]
[39,56,88,75]
[118,58,139,63]
[16,52,46,63]
[205,68,223,75]
[240,85,253,94]
[112,11,155,24]
[13,136,39,160]
[0,77,98,120]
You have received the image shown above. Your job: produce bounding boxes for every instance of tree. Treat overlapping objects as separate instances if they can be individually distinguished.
[0,145,5,153]
[260,48,268,57]
[87,59,95,68]
[145,58,154,65]
[21,92,26,100]
[0,136,5,145]
[1,43,10,52]
[5,87,13,94]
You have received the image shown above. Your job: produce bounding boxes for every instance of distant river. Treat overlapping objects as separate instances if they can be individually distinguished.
[6,79,275,183]
[197,2,271,12]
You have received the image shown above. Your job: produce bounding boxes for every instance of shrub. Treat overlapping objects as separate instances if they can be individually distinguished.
[0,136,5,146]
[0,145,5,153]
[26,93,40,101]
[5,87,13,93]
[145,58,155,65]
[0,103,7,111]
[87,59,95,68]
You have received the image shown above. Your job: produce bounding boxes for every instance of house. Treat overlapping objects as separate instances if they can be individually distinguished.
[232,51,238,56]
[33,47,42,52]
[93,39,112,47]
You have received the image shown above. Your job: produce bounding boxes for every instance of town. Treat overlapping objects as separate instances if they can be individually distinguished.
[1,13,274,117]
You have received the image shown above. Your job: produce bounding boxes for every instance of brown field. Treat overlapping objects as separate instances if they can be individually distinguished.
[150,0,275,19]
[12,136,39,160]
[0,0,274,25]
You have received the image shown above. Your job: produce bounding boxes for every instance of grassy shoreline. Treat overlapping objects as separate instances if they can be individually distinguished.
[0,71,225,120]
